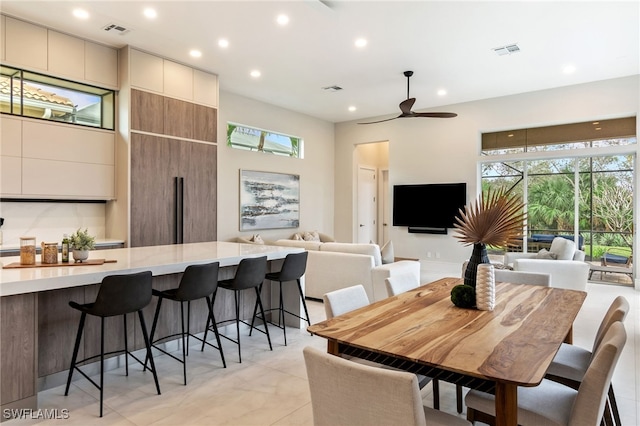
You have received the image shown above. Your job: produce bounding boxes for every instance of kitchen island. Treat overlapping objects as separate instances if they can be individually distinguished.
[0,241,304,413]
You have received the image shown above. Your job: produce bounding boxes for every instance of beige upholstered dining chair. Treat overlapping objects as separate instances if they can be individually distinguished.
[465,321,627,426]
[303,346,470,426]
[385,272,420,297]
[323,284,370,319]
[545,296,629,425]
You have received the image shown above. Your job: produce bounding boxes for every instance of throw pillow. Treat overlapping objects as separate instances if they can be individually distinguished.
[303,231,321,242]
[381,240,395,264]
[549,237,575,260]
[292,233,303,240]
[493,263,514,270]
[251,234,264,244]
[535,248,557,260]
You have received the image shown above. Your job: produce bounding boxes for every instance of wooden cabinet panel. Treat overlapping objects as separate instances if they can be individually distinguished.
[131,89,164,134]
[130,48,163,92]
[164,97,194,140]
[131,134,217,246]
[182,142,217,242]
[1,156,21,195]
[85,41,118,88]
[194,104,217,143]
[130,134,179,247]
[22,158,114,199]
[163,60,193,100]
[22,120,114,164]
[48,30,84,80]
[1,116,22,157]
[0,293,36,406]
[5,17,47,70]
[193,69,218,107]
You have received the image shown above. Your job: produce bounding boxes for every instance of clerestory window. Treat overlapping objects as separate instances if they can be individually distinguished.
[227,122,303,158]
[0,65,115,130]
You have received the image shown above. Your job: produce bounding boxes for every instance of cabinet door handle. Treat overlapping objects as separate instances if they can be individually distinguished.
[174,177,184,244]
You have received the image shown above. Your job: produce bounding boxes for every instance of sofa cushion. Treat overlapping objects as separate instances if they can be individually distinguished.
[274,239,322,251]
[536,248,557,260]
[303,231,321,242]
[380,240,394,264]
[321,242,382,267]
[550,237,576,260]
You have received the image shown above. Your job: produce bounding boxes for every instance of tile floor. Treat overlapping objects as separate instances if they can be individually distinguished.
[7,281,639,425]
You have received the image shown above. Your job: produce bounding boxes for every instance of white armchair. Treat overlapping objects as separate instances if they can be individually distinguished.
[504,237,589,291]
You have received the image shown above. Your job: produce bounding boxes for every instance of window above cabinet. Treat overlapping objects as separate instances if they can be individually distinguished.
[0,65,115,130]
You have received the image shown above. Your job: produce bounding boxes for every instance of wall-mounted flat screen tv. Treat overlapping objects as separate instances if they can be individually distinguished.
[393,183,467,231]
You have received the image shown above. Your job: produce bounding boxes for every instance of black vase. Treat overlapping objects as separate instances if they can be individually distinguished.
[464,243,490,288]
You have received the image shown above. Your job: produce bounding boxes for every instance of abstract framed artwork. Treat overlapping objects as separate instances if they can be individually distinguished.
[239,170,300,231]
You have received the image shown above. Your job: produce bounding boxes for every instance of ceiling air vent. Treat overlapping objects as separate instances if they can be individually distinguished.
[492,43,520,56]
[103,23,131,35]
[322,85,343,92]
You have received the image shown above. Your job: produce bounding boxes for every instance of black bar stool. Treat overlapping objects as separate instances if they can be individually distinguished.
[64,271,161,417]
[250,251,310,345]
[146,262,226,385]
[203,256,271,363]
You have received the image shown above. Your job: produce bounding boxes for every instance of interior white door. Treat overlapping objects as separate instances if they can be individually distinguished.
[357,166,377,244]
[381,169,390,244]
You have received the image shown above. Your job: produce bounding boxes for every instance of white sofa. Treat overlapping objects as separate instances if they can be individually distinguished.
[273,240,420,302]
[503,237,590,291]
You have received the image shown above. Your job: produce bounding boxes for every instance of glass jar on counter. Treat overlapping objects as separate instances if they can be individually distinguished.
[41,242,59,264]
[20,237,36,265]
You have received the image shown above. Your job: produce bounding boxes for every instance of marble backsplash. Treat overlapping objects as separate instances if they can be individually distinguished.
[0,202,106,248]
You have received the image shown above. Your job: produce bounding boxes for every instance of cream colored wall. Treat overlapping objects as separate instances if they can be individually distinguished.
[217,91,335,243]
[335,75,640,266]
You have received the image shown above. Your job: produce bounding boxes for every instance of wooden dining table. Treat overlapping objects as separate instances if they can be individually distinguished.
[307,277,587,426]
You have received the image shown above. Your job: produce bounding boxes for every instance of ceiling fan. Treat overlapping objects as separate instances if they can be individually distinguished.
[358,71,458,124]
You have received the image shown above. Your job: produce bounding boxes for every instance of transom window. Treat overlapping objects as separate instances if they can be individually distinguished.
[0,65,115,130]
[227,122,303,158]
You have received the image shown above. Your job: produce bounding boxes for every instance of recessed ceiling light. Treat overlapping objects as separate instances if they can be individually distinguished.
[218,38,229,48]
[437,89,447,96]
[250,70,261,78]
[595,127,602,131]
[190,50,202,58]
[277,14,289,26]
[143,8,157,19]
[355,38,367,48]
[593,121,600,125]
[563,65,576,74]
[72,8,89,19]
[348,106,356,112]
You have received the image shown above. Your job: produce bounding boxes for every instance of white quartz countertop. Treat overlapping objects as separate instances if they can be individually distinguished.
[0,241,303,296]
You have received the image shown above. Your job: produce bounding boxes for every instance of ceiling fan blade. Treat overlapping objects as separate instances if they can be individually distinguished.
[413,112,458,118]
[357,115,402,124]
[399,98,416,114]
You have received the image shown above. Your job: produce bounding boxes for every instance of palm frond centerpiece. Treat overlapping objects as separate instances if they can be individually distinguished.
[454,188,526,289]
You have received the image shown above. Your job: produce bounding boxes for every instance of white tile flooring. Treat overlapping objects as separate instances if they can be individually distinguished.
[8,281,639,425]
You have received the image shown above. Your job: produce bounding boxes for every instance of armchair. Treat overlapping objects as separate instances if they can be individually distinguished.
[504,237,589,291]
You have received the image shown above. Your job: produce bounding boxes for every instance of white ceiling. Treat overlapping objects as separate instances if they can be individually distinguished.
[1,1,638,123]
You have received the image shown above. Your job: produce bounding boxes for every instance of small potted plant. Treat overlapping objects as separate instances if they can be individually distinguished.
[69,228,96,263]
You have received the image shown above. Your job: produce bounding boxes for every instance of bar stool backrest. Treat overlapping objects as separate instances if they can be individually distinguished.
[231,256,268,290]
[92,271,153,317]
[176,262,220,301]
[277,251,308,282]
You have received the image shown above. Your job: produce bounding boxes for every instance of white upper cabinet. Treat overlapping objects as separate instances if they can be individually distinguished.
[193,69,218,108]
[85,41,118,88]
[48,30,84,81]
[5,17,47,70]
[164,59,193,100]
[1,116,22,157]
[2,15,118,89]
[129,48,218,107]
[1,15,6,61]
[130,48,164,92]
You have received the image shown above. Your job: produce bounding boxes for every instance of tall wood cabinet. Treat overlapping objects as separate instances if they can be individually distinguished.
[130,134,217,246]
[129,89,217,247]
